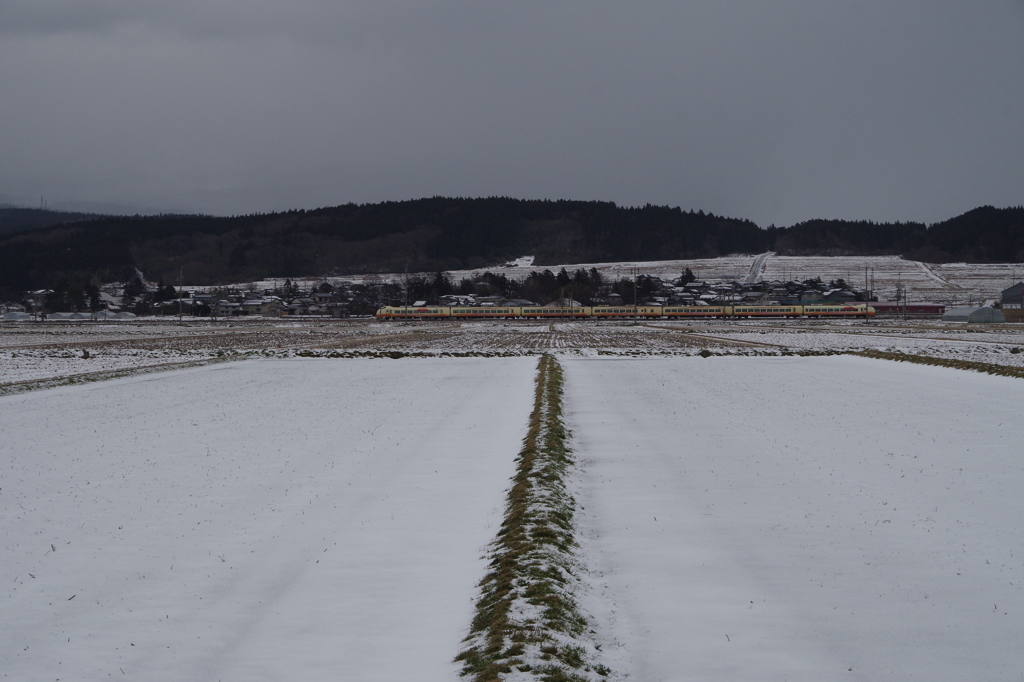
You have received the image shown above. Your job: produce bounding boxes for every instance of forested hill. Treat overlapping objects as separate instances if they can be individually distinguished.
[0,198,764,289]
[768,205,1024,262]
[0,206,104,237]
[0,198,1021,291]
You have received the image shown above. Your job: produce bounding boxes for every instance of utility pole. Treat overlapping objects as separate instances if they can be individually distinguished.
[864,266,869,323]
[633,267,639,325]
[903,281,909,322]
[896,273,902,322]
[178,266,184,325]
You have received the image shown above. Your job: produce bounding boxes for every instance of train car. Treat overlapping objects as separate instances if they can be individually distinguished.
[663,306,728,318]
[591,306,636,319]
[375,306,451,319]
[591,306,663,318]
[520,306,592,318]
[730,305,801,318]
[801,304,874,317]
[450,306,522,319]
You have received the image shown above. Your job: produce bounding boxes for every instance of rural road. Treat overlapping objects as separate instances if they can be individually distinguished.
[745,252,773,284]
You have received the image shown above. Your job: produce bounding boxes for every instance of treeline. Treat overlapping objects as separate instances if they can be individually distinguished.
[403,267,666,306]
[0,198,1022,295]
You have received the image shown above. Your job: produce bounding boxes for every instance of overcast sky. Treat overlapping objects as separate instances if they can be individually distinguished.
[1,1,1022,226]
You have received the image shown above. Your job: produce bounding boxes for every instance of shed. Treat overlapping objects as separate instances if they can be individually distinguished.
[1001,281,1024,307]
[942,306,1006,323]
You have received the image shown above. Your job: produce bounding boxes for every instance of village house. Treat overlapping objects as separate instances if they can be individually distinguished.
[240,297,283,316]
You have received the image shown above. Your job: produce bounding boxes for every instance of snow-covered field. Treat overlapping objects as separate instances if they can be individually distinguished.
[251,255,762,292]
[0,321,428,384]
[3,319,1024,386]
[565,356,1024,681]
[651,322,1024,367]
[260,253,1022,306]
[932,262,1024,301]
[0,347,217,384]
[0,358,537,681]
[3,350,1024,681]
[758,254,1021,306]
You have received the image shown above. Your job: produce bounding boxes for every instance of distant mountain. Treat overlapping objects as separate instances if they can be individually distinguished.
[0,198,1021,292]
[0,206,106,237]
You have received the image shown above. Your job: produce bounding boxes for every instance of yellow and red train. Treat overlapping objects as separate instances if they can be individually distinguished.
[376,304,875,320]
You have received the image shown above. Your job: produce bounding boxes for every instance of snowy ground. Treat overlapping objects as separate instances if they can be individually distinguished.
[652,321,1024,367]
[0,321,428,384]
[3,319,1024,386]
[4,348,1024,681]
[255,253,1023,308]
[251,255,761,292]
[0,358,537,681]
[564,356,1024,681]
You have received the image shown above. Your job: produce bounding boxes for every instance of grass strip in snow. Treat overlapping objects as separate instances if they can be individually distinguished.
[0,356,234,396]
[456,354,609,682]
[855,348,1024,378]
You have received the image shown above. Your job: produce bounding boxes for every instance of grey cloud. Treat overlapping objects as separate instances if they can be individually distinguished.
[1,1,1022,225]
